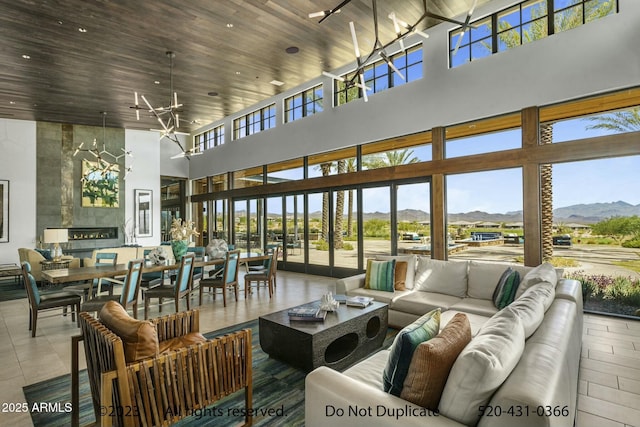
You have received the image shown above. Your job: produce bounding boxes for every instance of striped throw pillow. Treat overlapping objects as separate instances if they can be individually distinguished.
[364,259,396,292]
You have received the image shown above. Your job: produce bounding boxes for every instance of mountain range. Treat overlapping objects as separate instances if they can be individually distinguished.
[302,201,640,224]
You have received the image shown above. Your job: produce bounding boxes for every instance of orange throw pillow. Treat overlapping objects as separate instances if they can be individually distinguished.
[400,313,471,410]
[394,261,408,291]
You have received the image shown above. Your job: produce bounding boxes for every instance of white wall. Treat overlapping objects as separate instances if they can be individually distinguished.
[125,130,162,246]
[0,119,37,264]
[0,121,165,264]
[189,0,640,179]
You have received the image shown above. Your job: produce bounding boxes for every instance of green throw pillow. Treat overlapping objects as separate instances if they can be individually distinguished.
[492,268,520,309]
[383,308,441,396]
[365,259,396,292]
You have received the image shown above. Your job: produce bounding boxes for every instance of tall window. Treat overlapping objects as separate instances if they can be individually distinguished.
[284,84,323,123]
[194,124,224,152]
[450,0,617,67]
[233,104,276,140]
[335,45,423,106]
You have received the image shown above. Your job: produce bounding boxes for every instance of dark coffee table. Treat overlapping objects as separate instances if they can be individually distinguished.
[259,301,388,372]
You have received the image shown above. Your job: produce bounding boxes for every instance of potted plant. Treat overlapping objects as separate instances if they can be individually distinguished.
[169,218,199,261]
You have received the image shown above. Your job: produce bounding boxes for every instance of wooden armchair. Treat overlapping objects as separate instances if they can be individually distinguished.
[72,301,252,427]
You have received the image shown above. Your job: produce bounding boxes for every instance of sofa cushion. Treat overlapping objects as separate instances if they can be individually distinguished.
[343,349,389,389]
[99,300,159,363]
[440,309,491,336]
[394,261,408,291]
[383,308,441,396]
[364,259,396,292]
[507,284,546,338]
[467,261,531,300]
[492,268,520,309]
[448,298,499,318]
[414,257,468,297]
[400,313,472,410]
[377,255,417,289]
[439,308,525,426]
[347,287,412,304]
[515,262,557,299]
[391,291,462,315]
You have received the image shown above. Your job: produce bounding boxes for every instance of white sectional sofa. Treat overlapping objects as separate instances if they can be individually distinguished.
[305,256,583,427]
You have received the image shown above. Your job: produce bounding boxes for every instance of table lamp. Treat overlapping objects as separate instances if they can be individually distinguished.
[44,228,68,261]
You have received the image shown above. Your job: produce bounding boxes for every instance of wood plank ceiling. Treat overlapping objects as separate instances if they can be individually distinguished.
[0,0,487,132]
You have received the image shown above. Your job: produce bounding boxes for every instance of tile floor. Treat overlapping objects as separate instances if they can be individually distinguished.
[0,271,638,426]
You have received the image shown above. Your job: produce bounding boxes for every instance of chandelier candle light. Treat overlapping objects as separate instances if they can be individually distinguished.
[131,51,200,159]
[73,111,133,181]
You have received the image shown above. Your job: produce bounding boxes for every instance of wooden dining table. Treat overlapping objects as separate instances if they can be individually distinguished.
[41,252,270,285]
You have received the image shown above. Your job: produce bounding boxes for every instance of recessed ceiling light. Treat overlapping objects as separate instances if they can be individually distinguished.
[270,80,285,86]
[226,23,234,28]
[285,46,299,54]
[22,54,31,59]
[78,27,87,33]
[235,71,241,75]
[9,101,16,105]
[154,80,160,85]
[207,91,219,97]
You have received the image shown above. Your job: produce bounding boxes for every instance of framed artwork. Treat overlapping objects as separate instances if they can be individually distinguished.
[81,160,119,207]
[135,189,153,237]
[0,180,8,243]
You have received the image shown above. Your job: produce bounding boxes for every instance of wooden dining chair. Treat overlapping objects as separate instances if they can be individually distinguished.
[244,247,279,298]
[143,253,195,319]
[247,245,280,289]
[81,259,144,319]
[21,261,81,337]
[199,249,240,307]
[66,252,118,301]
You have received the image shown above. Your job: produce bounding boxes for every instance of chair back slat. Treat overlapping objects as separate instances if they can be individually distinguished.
[187,246,205,275]
[120,259,144,306]
[21,262,40,306]
[224,250,241,285]
[175,253,195,294]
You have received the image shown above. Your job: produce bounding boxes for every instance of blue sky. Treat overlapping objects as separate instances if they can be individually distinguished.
[266,115,639,214]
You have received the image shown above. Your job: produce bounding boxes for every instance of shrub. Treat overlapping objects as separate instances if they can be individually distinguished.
[603,276,640,306]
[342,242,354,250]
[567,270,640,306]
[622,239,640,248]
[315,240,329,251]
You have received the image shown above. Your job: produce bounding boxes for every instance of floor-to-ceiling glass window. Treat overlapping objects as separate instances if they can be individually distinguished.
[396,182,431,254]
[333,188,358,270]
[447,168,524,262]
[285,194,304,264]
[265,196,283,249]
[307,192,330,270]
[362,186,391,259]
[214,199,228,242]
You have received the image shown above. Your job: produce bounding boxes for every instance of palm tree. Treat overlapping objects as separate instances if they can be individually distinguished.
[334,160,347,249]
[345,158,357,238]
[320,163,332,241]
[585,107,640,132]
[363,148,419,169]
[494,1,615,261]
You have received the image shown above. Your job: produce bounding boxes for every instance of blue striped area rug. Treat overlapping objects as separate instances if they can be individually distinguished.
[23,319,398,427]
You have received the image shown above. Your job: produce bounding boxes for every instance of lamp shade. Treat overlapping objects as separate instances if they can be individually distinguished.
[44,228,68,244]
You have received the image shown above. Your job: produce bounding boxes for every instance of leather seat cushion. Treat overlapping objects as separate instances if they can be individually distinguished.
[159,332,208,353]
[99,300,159,363]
